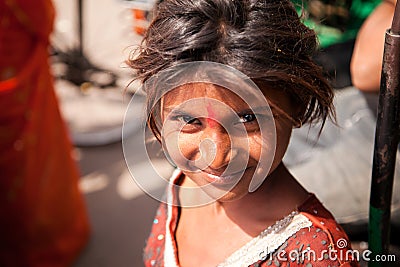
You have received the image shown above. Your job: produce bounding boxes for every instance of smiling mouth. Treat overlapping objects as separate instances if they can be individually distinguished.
[202,169,247,185]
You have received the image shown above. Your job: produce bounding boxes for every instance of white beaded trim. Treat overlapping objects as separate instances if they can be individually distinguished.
[217,212,312,267]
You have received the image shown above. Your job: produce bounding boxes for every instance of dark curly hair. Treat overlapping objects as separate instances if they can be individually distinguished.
[127,0,335,138]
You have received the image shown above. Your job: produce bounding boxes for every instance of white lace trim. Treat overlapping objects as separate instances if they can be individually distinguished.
[217,213,312,267]
[164,169,181,267]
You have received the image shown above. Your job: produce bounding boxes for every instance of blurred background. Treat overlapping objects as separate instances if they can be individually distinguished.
[51,0,173,266]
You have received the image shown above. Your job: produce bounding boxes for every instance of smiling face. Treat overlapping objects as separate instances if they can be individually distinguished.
[160,82,294,202]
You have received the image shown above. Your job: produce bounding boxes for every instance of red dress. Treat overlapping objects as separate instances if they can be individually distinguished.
[144,170,359,266]
[0,0,90,266]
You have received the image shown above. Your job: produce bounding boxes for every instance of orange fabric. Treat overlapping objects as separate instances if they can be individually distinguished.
[132,9,147,35]
[0,1,90,266]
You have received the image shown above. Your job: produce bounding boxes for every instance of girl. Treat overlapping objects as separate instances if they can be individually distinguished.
[127,0,359,266]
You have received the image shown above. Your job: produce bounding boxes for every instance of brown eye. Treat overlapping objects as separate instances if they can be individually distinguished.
[239,113,256,123]
[179,115,201,125]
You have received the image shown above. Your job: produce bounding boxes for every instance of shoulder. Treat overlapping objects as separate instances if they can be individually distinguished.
[259,195,359,266]
[143,202,168,266]
[269,224,359,266]
[143,170,183,266]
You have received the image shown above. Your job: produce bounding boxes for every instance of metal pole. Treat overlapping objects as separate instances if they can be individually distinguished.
[368,2,400,266]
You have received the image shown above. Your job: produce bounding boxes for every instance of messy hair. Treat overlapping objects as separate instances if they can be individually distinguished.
[127,0,335,138]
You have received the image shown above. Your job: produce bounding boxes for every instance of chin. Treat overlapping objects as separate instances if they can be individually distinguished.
[200,181,250,203]
[183,169,254,203]
[216,190,248,203]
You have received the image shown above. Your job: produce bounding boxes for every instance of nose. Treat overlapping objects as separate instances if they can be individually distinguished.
[200,121,232,171]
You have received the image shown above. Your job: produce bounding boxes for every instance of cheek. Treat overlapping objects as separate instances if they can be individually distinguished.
[175,133,201,160]
[247,139,263,162]
[274,123,292,160]
[247,125,289,176]
[247,131,276,162]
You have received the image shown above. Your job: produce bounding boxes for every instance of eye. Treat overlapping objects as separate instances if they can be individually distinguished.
[165,113,202,133]
[239,113,257,123]
[179,115,201,125]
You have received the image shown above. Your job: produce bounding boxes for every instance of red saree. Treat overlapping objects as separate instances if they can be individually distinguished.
[0,0,90,266]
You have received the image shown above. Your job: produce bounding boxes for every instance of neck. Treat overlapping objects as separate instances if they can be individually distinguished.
[214,163,290,208]
[209,163,308,232]
[178,163,309,235]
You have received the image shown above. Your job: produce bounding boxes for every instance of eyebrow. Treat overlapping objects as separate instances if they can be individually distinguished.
[163,107,188,114]
[237,107,271,114]
[164,108,194,116]
[163,106,271,115]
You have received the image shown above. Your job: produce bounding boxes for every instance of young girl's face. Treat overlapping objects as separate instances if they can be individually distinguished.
[160,83,294,202]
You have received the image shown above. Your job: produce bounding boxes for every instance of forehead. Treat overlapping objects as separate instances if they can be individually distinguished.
[163,83,249,109]
[162,82,293,113]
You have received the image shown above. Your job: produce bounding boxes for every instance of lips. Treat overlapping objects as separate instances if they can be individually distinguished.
[201,169,246,185]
